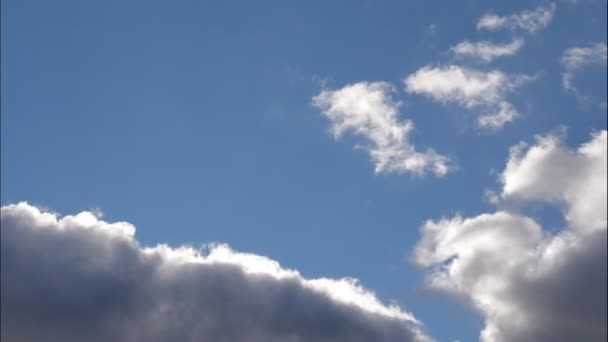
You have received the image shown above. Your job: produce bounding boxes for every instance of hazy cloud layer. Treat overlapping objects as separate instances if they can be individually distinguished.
[312,82,450,176]
[477,3,556,33]
[451,39,524,62]
[413,130,607,342]
[561,43,608,100]
[404,65,533,129]
[0,202,431,342]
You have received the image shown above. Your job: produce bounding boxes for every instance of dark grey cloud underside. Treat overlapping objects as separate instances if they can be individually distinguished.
[0,210,422,342]
[502,229,607,342]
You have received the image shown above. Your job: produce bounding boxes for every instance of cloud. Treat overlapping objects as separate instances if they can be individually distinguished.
[312,82,450,176]
[404,65,533,129]
[561,43,608,100]
[412,130,607,341]
[477,3,556,33]
[450,39,524,62]
[477,101,520,129]
[500,129,607,232]
[404,66,529,108]
[0,202,431,342]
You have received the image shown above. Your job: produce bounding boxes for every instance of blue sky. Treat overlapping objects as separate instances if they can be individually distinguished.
[2,1,607,341]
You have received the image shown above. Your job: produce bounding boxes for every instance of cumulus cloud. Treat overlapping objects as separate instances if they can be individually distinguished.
[561,43,608,100]
[450,39,524,62]
[500,129,607,232]
[404,65,532,129]
[477,3,556,33]
[0,202,431,342]
[413,130,607,342]
[312,82,450,176]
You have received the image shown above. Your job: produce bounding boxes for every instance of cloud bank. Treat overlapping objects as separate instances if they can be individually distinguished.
[312,82,450,176]
[413,130,607,341]
[477,3,556,33]
[404,65,533,129]
[450,39,524,62]
[0,202,431,342]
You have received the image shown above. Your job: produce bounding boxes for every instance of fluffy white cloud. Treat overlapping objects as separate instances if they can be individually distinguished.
[413,130,607,342]
[404,65,532,129]
[561,43,607,99]
[0,202,431,342]
[312,82,450,176]
[501,130,607,232]
[450,39,524,62]
[477,3,556,33]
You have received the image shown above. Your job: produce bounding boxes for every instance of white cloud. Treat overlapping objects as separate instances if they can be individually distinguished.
[0,202,431,342]
[561,43,607,99]
[404,65,532,129]
[561,43,607,71]
[477,101,520,129]
[450,39,524,62]
[477,3,556,33]
[404,65,529,108]
[312,82,450,176]
[413,130,607,341]
[500,129,607,232]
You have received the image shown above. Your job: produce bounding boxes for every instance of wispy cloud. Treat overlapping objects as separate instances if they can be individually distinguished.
[477,101,520,129]
[477,3,556,33]
[450,39,524,62]
[312,82,450,176]
[404,65,533,129]
[561,42,607,100]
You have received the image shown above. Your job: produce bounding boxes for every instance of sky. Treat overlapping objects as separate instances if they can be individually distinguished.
[1,1,607,341]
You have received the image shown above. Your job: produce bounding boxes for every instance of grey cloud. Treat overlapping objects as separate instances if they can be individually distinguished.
[502,229,607,342]
[413,130,607,342]
[1,203,430,342]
